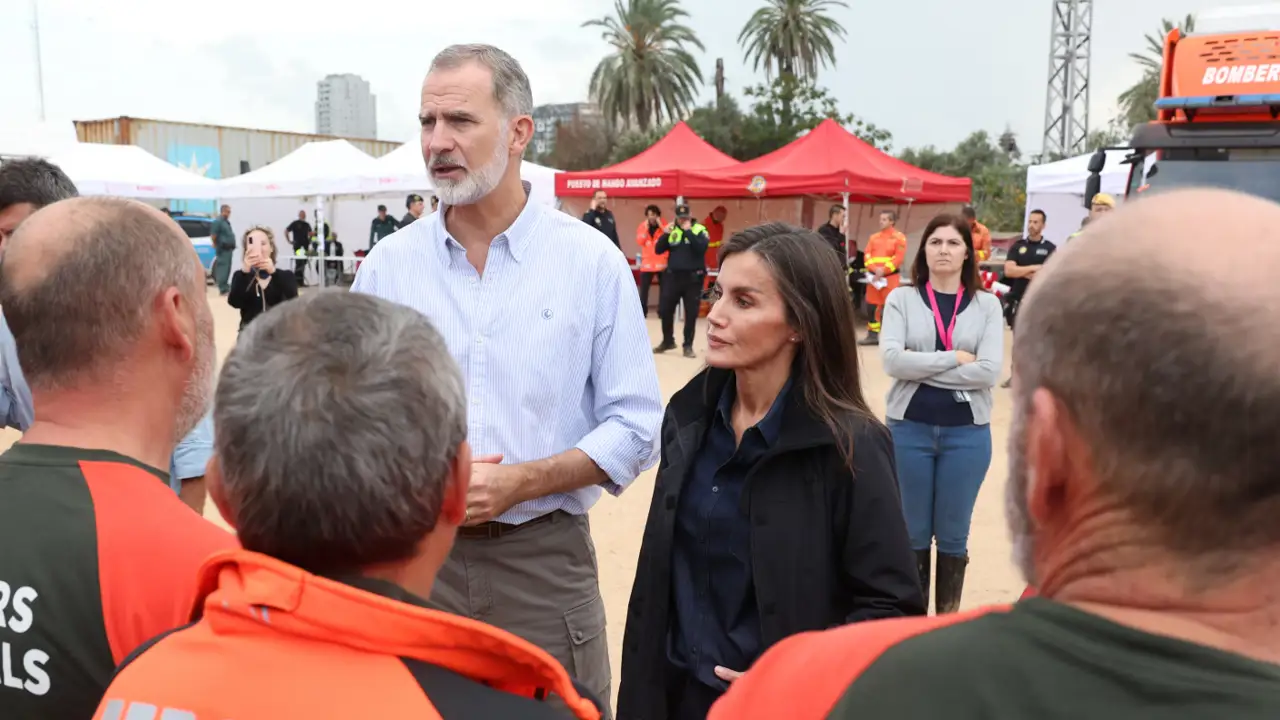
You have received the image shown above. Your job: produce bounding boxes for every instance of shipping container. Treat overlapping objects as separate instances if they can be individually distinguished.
[74,116,402,213]
[74,116,399,179]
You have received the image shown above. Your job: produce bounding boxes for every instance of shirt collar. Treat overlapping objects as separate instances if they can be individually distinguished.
[327,573,431,609]
[434,180,538,264]
[715,373,793,447]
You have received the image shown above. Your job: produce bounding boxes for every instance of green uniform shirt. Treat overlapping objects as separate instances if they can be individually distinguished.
[829,599,1280,719]
[210,217,235,251]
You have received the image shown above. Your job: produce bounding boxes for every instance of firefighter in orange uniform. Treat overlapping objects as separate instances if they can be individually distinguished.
[637,204,666,317]
[702,205,728,269]
[859,209,907,346]
[963,206,992,262]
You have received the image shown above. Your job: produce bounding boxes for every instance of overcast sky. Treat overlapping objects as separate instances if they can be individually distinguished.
[0,0,1243,155]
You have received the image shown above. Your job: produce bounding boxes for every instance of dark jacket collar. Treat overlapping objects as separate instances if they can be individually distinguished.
[668,366,835,452]
[329,574,431,610]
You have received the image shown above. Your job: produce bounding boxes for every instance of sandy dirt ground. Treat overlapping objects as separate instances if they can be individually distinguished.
[2,285,1024,699]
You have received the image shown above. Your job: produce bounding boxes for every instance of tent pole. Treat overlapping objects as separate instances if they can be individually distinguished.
[316,195,326,288]
[841,192,850,266]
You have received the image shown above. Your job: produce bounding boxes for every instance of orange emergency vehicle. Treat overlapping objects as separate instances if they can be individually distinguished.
[1088,18,1280,206]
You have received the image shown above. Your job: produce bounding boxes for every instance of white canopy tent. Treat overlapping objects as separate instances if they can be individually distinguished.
[364,142,562,207]
[217,140,380,199]
[1024,150,1132,245]
[47,142,220,199]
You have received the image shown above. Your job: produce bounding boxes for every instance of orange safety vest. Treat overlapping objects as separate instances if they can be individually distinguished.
[94,550,602,720]
[703,213,726,270]
[971,221,992,262]
[863,228,907,306]
[637,220,667,272]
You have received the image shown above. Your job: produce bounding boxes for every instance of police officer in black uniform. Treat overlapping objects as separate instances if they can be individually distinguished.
[1002,208,1056,330]
[653,204,709,359]
[582,189,620,250]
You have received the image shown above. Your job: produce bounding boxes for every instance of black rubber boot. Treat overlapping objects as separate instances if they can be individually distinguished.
[914,548,932,612]
[858,331,880,346]
[935,553,969,614]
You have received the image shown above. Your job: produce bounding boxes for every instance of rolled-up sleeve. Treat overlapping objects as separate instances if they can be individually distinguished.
[576,250,663,495]
[169,413,214,492]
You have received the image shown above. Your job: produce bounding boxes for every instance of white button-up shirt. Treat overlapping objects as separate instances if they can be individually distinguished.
[351,189,663,524]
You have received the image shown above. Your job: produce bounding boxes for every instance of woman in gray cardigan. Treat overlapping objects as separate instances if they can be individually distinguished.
[879,213,1004,614]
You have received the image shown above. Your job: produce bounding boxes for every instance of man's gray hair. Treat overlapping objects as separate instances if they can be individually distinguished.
[430,43,534,119]
[0,197,195,391]
[214,290,467,575]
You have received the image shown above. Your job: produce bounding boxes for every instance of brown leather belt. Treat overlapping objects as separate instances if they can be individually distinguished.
[457,511,561,540]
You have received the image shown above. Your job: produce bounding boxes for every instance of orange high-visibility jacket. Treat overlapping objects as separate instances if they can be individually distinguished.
[863,228,907,306]
[94,550,602,720]
[637,220,667,272]
[971,221,992,262]
[703,209,727,270]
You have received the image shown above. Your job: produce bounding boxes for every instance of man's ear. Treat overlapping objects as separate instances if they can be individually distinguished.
[1026,388,1071,527]
[156,286,195,363]
[205,456,237,531]
[509,115,534,157]
[441,441,472,526]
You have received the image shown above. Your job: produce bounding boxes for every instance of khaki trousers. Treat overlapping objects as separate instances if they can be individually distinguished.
[428,512,612,717]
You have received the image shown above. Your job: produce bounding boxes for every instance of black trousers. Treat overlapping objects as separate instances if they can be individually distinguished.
[660,269,703,348]
[638,271,660,316]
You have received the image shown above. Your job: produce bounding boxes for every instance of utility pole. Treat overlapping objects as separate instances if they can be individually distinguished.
[715,59,725,102]
[32,0,46,122]
[1041,0,1092,159]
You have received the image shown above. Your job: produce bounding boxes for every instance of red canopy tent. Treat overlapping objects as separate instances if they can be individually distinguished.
[680,119,972,203]
[554,121,739,198]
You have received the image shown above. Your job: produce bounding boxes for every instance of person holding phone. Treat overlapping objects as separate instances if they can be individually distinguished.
[228,226,298,331]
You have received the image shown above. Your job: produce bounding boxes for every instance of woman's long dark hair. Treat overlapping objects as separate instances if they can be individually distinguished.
[910,213,982,294]
[718,222,873,469]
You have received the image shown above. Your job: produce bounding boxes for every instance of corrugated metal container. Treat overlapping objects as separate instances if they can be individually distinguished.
[73,116,400,181]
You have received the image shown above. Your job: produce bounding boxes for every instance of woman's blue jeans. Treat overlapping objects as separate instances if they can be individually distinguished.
[888,419,993,556]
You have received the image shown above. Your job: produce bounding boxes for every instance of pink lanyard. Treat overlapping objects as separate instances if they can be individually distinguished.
[925,282,961,351]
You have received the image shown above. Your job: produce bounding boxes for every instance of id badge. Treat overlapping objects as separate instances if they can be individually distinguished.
[954,390,972,403]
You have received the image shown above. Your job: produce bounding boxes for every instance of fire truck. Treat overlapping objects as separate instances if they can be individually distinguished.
[1087,10,1280,204]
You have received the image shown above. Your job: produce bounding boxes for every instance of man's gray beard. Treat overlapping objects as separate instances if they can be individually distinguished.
[1006,397,1038,586]
[431,138,510,207]
[175,313,215,443]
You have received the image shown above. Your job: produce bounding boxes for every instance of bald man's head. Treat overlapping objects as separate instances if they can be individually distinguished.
[0,197,207,393]
[1008,189,1280,585]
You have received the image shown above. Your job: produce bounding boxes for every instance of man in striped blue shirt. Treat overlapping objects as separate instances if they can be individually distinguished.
[351,44,662,713]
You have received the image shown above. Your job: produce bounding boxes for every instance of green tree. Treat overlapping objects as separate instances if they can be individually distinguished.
[739,74,891,158]
[1117,14,1195,130]
[543,118,614,171]
[607,125,672,165]
[901,130,1026,231]
[739,0,847,125]
[1086,117,1130,152]
[584,0,704,131]
[739,0,848,80]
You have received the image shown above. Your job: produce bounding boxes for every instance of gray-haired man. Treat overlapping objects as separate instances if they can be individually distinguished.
[353,44,663,713]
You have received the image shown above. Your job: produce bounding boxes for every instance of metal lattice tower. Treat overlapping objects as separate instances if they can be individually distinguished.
[1042,0,1093,159]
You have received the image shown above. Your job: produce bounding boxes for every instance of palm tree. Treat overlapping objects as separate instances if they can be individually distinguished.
[584,0,705,132]
[1118,14,1195,129]
[738,0,848,82]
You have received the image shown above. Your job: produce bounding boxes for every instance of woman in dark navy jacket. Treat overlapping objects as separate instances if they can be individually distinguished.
[617,223,925,720]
